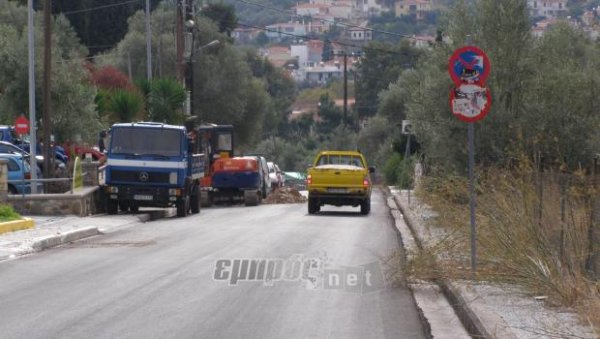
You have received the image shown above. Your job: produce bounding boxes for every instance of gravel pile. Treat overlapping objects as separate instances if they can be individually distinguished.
[263,187,307,204]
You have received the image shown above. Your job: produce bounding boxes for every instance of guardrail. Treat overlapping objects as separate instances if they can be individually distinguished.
[8,173,88,197]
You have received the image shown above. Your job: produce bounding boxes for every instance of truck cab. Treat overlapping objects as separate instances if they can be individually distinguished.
[103,122,205,217]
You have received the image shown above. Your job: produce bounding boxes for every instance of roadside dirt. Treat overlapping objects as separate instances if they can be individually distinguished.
[263,187,307,204]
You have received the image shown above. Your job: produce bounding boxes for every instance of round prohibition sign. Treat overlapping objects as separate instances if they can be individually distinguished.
[449,84,492,123]
[448,46,491,86]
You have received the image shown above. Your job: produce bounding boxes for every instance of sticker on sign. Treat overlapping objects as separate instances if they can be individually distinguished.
[449,84,491,123]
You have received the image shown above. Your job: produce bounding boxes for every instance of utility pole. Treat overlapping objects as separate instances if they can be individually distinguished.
[343,51,348,129]
[27,0,37,193]
[184,0,194,116]
[176,0,184,83]
[43,0,53,183]
[145,0,152,81]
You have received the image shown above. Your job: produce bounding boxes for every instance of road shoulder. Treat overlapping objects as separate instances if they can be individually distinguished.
[388,187,597,339]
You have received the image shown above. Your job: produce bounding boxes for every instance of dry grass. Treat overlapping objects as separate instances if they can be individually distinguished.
[410,162,600,329]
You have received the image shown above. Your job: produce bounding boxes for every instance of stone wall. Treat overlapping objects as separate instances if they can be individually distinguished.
[0,161,104,217]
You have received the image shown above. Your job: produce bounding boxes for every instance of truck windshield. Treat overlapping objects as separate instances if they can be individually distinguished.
[110,127,182,157]
[316,155,364,168]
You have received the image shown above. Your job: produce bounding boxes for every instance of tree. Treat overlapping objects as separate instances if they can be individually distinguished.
[98,6,178,80]
[201,3,238,38]
[147,78,186,124]
[90,65,132,91]
[0,3,101,143]
[107,89,143,123]
[51,0,161,55]
[354,41,422,120]
[380,0,600,172]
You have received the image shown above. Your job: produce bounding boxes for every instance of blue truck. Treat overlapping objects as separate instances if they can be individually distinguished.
[103,122,205,217]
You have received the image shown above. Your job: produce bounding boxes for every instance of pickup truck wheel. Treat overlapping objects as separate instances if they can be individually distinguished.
[308,197,319,214]
[107,200,118,215]
[360,198,371,215]
[176,197,188,217]
[190,192,200,214]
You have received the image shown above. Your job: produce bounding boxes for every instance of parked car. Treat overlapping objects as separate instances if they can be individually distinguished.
[257,156,272,198]
[0,153,43,194]
[267,162,284,190]
[0,141,43,168]
[0,141,66,175]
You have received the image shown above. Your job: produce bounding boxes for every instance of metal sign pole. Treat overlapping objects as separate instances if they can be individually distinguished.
[448,37,491,276]
[468,122,476,274]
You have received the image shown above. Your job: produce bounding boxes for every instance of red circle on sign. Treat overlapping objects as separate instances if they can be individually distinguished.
[14,115,29,134]
[448,46,491,86]
[449,84,492,123]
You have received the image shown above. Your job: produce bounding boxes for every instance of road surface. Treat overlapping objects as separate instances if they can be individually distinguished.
[0,190,425,339]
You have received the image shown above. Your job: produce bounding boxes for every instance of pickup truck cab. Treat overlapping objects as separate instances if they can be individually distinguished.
[306,150,373,215]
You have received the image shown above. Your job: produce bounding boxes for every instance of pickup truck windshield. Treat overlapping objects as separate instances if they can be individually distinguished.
[110,127,182,157]
[316,155,364,168]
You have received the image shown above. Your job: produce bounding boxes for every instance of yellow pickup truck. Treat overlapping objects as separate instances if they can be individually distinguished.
[306,150,374,215]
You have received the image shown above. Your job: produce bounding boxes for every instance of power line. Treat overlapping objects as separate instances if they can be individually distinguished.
[61,0,142,15]
[234,0,431,41]
[237,22,414,57]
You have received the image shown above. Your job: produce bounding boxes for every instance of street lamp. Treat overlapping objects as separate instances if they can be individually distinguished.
[186,39,220,117]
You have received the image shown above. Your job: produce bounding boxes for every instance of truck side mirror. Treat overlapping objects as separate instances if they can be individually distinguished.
[368,166,376,173]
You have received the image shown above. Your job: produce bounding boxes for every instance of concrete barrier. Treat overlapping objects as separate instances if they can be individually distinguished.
[0,159,7,203]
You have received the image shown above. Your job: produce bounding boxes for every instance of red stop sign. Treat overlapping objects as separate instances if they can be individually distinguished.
[14,115,29,135]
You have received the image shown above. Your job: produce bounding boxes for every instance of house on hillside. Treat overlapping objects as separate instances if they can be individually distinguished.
[232,28,260,44]
[408,35,435,48]
[330,1,355,19]
[263,46,292,68]
[355,0,385,17]
[527,0,568,19]
[395,0,432,20]
[303,65,343,84]
[265,22,307,41]
[346,23,373,41]
[295,2,330,16]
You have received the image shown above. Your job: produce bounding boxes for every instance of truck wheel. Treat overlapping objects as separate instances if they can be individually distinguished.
[107,200,118,215]
[176,197,189,217]
[119,201,130,212]
[200,191,212,207]
[308,197,319,214]
[190,192,200,214]
[244,190,260,206]
[360,198,371,215]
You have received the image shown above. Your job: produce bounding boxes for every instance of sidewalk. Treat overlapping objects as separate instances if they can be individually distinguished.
[0,214,144,262]
[389,187,598,339]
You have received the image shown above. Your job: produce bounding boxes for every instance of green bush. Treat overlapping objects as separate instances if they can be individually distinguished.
[0,204,21,222]
[384,153,403,184]
[383,153,415,188]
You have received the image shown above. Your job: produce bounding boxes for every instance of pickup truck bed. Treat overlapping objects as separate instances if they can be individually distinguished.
[307,151,372,215]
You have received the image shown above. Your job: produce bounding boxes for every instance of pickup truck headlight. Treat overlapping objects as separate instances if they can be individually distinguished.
[169,172,178,184]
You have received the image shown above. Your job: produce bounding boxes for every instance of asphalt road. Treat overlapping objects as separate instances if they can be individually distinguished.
[0,190,425,339]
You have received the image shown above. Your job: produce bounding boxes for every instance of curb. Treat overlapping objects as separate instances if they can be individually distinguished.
[389,190,492,339]
[0,217,35,235]
[31,226,100,252]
